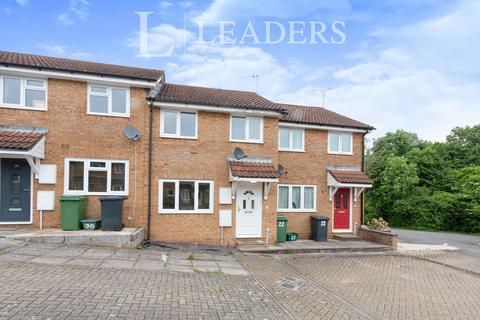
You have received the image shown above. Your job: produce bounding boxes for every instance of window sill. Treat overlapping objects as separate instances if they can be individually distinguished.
[159,134,198,140]
[230,139,263,144]
[277,209,317,213]
[328,151,353,156]
[279,148,305,153]
[63,191,128,196]
[87,111,130,118]
[158,210,213,215]
[0,104,47,111]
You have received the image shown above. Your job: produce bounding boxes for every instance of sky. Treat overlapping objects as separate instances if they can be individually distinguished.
[1,0,479,142]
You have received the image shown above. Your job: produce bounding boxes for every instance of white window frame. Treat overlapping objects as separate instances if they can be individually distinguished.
[160,110,198,139]
[230,115,264,143]
[277,184,317,212]
[278,127,305,152]
[87,84,130,118]
[0,75,48,111]
[63,158,129,196]
[158,179,214,214]
[328,131,353,155]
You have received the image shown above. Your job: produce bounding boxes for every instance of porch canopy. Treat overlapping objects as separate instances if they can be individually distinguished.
[327,169,372,202]
[229,157,280,200]
[0,126,47,176]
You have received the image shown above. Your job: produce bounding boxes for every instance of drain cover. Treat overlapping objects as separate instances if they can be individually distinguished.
[279,277,302,290]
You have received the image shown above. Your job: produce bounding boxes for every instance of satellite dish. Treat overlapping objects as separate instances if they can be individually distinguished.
[234,147,247,160]
[278,164,287,175]
[122,126,141,141]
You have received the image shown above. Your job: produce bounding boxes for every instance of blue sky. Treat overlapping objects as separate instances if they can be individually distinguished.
[1,0,479,141]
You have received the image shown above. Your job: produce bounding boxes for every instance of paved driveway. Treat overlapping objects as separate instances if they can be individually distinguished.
[1,239,480,319]
[393,228,480,257]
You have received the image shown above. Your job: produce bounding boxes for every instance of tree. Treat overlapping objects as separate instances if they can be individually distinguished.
[445,125,480,168]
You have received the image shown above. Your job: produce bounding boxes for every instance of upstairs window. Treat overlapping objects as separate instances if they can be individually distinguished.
[160,110,197,139]
[64,158,128,195]
[0,76,47,110]
[279,127,304,151]
[87,85,129,117]
[328,132,353,154]
[231,116,263,143]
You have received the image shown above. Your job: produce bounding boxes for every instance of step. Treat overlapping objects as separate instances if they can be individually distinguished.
[333,233,361,241]
[236,238,265,249]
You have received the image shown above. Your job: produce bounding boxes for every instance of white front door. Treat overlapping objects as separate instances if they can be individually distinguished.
[236,183,262,238]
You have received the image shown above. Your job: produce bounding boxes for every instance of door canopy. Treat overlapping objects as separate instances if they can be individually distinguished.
[0,126,47,176]
[327,169,372,202]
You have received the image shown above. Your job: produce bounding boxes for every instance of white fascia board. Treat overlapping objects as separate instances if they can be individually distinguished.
[0,66,158,88]
[230,176,279,183]
[279,121,369,133]
[153,101,283,117]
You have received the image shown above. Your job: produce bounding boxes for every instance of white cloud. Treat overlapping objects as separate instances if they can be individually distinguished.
[37,44,93,60]
[56,13,74,26]
[128,23,193,58]
[56,0,89,25]
[275,0,480,141]
[159,1,173,9]
[15,0,28,7]
[169,44,290,96]
[193,0,351,22]
[37,44,66,56]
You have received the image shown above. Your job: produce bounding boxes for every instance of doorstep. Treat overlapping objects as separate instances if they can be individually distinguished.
[237,239,392,254]
[4,228,144,248]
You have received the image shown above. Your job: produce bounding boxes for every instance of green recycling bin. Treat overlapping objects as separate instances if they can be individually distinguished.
[277,216,288,243]
[60,195,88,231]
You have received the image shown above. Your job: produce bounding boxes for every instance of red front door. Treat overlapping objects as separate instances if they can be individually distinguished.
[333,188,350,230]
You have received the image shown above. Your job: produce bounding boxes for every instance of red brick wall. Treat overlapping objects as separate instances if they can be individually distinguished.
[0,78,149,229]
[148,110,279,246]
[278,129,365,239]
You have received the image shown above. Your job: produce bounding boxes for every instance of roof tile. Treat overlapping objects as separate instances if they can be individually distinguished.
[230,161,279,179]
[0,50,164,82]
[278,103,374,130]
[329,170,372,185]
[0,130,44,150]
[155,83,284,112]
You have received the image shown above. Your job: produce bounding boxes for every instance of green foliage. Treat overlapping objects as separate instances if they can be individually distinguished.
[366,125,480,233]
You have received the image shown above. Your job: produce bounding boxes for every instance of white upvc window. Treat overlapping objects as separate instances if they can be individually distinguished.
[0,75,47,110]
[277,184,316,212]
[328,131,353,155]
[230,116,263,143]
[158,179,214,214]
[64,158,129,196]
[87,84,130,117]
[279,127,304,152]
[160,110,198,139]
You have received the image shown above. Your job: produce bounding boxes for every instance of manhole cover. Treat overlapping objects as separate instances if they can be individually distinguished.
[279,277,302,290]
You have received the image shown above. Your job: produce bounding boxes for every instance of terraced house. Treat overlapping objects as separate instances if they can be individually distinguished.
[0,51,373,246]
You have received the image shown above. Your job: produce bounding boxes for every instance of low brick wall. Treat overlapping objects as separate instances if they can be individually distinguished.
[359,227,398,249]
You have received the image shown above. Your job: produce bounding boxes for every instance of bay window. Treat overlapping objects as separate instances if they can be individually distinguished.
[64,158,129,195]
[0,75,47,110]
[278,184,316,212]
[159,179,214,213]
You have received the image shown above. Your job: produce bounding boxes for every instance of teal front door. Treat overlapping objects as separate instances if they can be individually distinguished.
[0,159,31,223]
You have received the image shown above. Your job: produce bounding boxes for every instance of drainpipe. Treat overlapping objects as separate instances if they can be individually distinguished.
[361,133,366,226]
[146,99,154,242]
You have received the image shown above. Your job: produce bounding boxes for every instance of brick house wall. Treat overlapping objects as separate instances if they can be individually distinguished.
[0,78,150,229]
[148,110,279,246]
[278,130,365,239]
